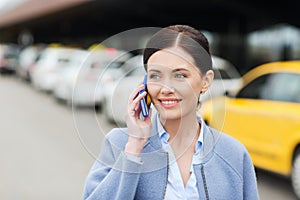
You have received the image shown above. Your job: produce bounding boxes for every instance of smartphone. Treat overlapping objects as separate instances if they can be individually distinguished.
[139,75,151,118]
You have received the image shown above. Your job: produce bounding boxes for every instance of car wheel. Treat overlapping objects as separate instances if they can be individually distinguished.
[94,104,101,113]
[292,149,300,199]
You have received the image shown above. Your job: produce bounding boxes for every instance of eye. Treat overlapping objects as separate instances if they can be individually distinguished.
[175,73,186,79]
[149,74,160,80]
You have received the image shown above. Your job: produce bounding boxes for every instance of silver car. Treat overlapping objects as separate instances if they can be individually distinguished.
[31,46,82,92]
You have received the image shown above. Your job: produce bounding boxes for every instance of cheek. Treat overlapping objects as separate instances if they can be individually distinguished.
[147,79,202,99]
[147,83,160,98]
[189,80,203,98]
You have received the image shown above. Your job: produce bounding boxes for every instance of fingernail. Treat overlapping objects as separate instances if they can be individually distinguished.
[139,90,146,95]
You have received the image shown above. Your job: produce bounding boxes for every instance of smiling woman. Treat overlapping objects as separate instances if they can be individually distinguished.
[82,25,259,200]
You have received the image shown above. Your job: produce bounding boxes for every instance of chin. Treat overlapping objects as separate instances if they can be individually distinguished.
[157,109,183,121]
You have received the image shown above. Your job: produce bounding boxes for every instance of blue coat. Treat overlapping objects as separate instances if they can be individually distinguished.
[82,115,259,200]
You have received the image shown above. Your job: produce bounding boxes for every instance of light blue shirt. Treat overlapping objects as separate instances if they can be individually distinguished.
[157,115,204,200]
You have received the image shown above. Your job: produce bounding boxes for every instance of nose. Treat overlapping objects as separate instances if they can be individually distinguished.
[160,82,175,94]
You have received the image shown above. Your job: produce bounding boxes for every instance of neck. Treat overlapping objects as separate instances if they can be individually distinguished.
[160,112,200,144]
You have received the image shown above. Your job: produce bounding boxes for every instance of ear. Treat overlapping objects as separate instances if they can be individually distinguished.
[201,70,214,93]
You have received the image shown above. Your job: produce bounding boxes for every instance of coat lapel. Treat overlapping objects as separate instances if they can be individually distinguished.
[135,115,169,199]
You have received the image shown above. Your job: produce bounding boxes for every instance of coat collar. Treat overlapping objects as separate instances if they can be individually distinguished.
[143,113,221,163]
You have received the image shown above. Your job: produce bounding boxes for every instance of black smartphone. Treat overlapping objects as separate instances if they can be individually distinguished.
[139,75,151,118]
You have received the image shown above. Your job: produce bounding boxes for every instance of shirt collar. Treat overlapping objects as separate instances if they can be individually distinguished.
[157,114,166,138]
[157,115,169,144]
[156,114,204,149]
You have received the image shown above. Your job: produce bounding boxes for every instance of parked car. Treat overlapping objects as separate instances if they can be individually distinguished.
[199,61,300,198]
[31,46,82,92]
[16,44,46,81]
[69,48,132,108]
[200,55,242,102]
[53,49,90,103]
[0,43,20,74]
[102,54,146,125]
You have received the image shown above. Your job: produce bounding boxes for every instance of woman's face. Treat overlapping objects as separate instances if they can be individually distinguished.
[147,47,209,120]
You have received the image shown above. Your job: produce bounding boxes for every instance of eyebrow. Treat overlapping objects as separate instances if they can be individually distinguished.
[148,69,161,73]
[148,68,190,73]
[172,68,190,73]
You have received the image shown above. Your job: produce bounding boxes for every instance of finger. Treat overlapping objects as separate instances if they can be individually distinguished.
[127,90,147,118]
[128,83,145,103]
[144,107,153,123]
[130,90,147,112]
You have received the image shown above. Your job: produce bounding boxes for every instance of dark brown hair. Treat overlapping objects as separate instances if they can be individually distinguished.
[143,25,212,74]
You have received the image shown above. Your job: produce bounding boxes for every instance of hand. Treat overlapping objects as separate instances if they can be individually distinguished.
[125,84,152,156]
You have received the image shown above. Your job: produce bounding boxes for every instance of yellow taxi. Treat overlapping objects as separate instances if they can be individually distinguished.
[199,61,300,198]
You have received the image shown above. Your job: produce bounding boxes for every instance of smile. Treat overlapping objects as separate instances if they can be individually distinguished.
[161,100,177,105]
[159,98,181,108]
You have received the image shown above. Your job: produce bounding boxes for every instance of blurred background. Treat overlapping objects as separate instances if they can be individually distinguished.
[1,0,300,199]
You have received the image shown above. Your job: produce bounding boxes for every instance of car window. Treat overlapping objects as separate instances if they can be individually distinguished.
[126,66,145,76]
[260,73,300,103]
[237,72,300,103]
[122,55,144,76]
[105,61,124,69]
[237,74,269,99]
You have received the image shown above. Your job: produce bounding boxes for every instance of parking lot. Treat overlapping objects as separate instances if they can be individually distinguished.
[0,75,298,200]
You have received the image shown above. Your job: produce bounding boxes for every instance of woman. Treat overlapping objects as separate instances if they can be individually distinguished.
[82,25,259,200]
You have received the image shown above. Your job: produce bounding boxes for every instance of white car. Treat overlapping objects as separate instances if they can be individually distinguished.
[53,49,90,104]
[31,46,82,92]
[16,44,45,81]
[200,56,242,102]
[70,49,133,108]
[102,54,147,125]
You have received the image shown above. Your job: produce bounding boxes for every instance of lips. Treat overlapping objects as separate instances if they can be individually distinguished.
[159,98,181,108]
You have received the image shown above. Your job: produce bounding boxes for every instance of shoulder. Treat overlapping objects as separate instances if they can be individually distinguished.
[202,123,248,155]
[216,129,248,154]
[208,127,252,165]
[208,127,255,177]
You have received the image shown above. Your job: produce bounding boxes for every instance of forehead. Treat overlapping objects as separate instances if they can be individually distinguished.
[147,47,197,71]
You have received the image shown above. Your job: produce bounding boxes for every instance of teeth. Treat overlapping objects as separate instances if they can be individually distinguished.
[161,101,177,105]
